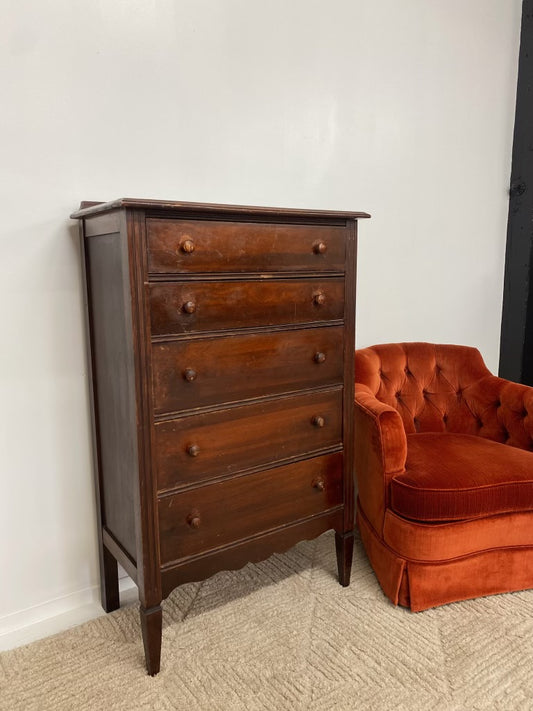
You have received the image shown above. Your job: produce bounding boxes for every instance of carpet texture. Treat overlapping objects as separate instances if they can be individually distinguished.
[1,531,533,711]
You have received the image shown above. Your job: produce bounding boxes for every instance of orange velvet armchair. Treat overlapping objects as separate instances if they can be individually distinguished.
[354,342,533,611]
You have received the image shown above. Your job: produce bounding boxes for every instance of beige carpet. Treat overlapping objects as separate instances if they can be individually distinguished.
[1,531,533,711]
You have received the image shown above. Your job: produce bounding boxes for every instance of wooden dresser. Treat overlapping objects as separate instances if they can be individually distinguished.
[71,198,369,675]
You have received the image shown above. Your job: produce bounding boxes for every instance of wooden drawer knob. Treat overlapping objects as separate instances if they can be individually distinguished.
[313,292,326,306]
[312,415,325,428]
[314,352,326,364]
[187,511,201,528]
[313,241,327,255]
[180,239,195,254]
[182,300,196,314]
[183,368,197,382]
[187,444,200,457]
[312,478,325,492]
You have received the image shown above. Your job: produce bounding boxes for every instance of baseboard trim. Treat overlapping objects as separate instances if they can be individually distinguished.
[0,576,137,652]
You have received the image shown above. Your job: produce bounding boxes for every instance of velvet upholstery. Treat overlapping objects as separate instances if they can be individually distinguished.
[392,433,533,521]
[355,342,533,610]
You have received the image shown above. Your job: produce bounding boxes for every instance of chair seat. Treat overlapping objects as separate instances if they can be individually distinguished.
[390,433,533,522]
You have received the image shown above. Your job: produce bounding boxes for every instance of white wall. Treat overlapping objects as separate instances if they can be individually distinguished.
[0,0,521,631]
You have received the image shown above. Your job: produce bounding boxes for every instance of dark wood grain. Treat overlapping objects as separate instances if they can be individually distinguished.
[160,509,344,597]
[101,546,120,612]
[84,211,120,237]
[73,197,367,675]
[336,221,357,589]
[79,220,121,615]
[102,528,138,583]
[342,220,357,534]
[147,219,346,273]
[158,453,343,564]
[335,530,354,587]
[126,210,162,611]
[84,230,138,561]
[71,197,370,221]
[155,389,343,491]
[149,278,344,335]
[140,605,162,676]
[152,326,344,414]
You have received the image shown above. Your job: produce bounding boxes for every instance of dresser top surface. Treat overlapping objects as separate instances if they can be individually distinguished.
[70,198,370,221]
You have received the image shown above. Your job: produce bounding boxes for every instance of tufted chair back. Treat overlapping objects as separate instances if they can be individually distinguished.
[355,342,533,445]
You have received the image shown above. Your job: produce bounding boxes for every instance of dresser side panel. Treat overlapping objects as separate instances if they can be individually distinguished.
[342,220,357,530]
[85,230,138,561]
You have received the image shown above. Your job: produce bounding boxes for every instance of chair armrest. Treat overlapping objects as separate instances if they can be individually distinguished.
[354,384,407,531]
[466,375,533,449]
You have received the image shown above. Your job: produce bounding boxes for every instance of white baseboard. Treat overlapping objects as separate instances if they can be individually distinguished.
[0,576,137,652]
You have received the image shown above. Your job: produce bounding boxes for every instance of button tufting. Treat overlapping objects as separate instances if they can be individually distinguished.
[443,414,448,423]
[395,391,402,398]
[523,409,528,418]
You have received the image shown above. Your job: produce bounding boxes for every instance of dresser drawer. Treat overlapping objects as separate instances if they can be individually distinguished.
[149,278,345,336]
[158,452,343,564]
[155,389,343,491]
[152,326,343,414]
[147,219,346,273]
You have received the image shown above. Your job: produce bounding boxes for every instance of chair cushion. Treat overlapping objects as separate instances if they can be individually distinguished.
[390,433,533,522]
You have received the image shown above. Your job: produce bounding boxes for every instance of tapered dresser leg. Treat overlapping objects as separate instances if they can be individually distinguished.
[140,605,163,676]
[335,530,354,587]
[101,545,120,613]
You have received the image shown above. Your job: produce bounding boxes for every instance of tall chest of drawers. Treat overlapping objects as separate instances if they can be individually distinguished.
[72,198,369,675]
